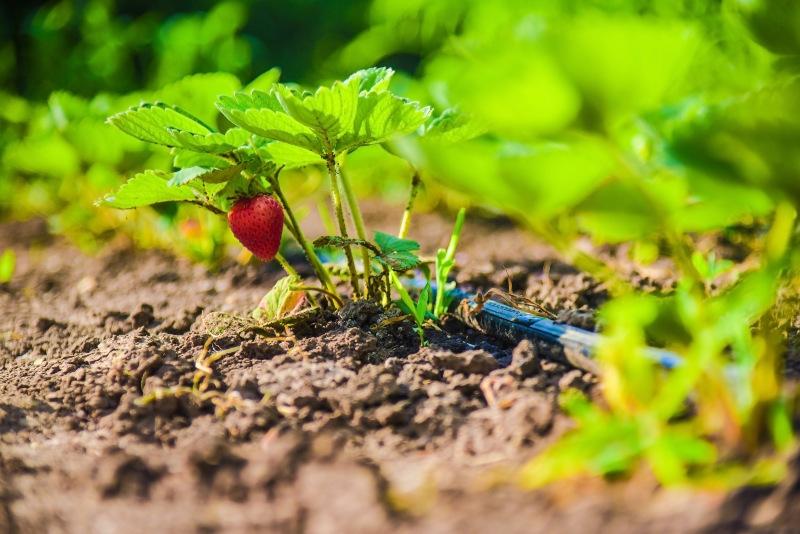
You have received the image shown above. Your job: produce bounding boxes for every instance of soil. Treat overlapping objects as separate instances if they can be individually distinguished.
[1,207,798,533]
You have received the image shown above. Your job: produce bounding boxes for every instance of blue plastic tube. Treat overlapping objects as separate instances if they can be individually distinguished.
[447,288,684,371]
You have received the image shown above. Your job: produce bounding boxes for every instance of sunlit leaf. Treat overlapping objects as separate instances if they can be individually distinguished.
[252,275,303,321]
[100,170,197,209]
[338,91,431,151]
[244,67,282,92]
[173,150,231,170]
[423,108,486,143]
[168,164,245,186]
[274,78,360,139]
[259,142,322,169]
[218,104,320,152]
[428,45,580,138]
[374,231,422,271]
[168,127,250,154]
[107,103,212,146]
[347,66,395,93]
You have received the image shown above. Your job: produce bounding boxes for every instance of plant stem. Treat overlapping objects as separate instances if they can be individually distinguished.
[189,200,226,216]
[323,149,361,298]
[434,207,466,317]
[270,175,339,306]
[398,171,421,239]
[274,252,299,277]
[339,167,372,298]
[275,253,320,308]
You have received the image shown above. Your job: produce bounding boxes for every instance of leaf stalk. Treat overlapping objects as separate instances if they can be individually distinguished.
[269,173,339,307]
[398,171,421,239]
[322,147,361,298]
[339,167,372,298]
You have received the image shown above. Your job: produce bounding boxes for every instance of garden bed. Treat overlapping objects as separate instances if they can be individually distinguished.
[1,208,798,533]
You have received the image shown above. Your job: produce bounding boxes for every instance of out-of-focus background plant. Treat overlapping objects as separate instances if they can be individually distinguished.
[3,0,800,487]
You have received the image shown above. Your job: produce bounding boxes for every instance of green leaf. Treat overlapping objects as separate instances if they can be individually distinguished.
[374,232,420,253]
[108,103,212,146]
[0,249,15,283]
[415,282,431,321]
[423,108,486,143]
[374,231,422,271]
[63,119,130,166]
[259,142,322,169]
[100,170,197,209]
[3,135,81,178]
[422,137,615,223]
[338,92,431,152]
[555,16,699,119]
[427,44,580,138]
[347,66,395,93]
[312,234,422,272]
[168,127,250,154]
[691,251,734,282]
[313,235,379,254]
[168,163,245,186]
[708,267,779,341]
[219,105,321,152]
[216,90,284,114]
[216,90,317,148]
[215,176,252,210]
[173,150,231,170]
[274,78,360,139]
[252,275,303,321]
[244,67,282,92]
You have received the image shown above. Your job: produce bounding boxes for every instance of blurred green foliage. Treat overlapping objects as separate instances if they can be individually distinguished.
[0,0,370,98]
[353,0,800,485]
[2,0,800,489]
[0,0,370,264]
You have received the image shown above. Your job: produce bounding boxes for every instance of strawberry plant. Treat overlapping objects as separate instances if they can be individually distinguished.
[101,67,467,326]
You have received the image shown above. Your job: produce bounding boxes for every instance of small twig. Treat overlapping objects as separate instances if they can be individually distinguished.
[188,200,226,216]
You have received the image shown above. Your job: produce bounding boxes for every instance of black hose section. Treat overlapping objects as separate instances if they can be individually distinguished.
[446,288,683,372]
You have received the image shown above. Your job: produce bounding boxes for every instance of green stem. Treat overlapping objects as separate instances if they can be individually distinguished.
[398,171,421,239]
[383,269,391,307]
[275,249,320,308]
[323,149,361,298]
[434,207,466,317]
[270,175,339,307]
[274,252,299,277]
[339,167,372,298]
[390,270,424,344]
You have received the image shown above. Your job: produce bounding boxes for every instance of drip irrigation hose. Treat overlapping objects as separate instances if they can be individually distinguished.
[444,287,683,373]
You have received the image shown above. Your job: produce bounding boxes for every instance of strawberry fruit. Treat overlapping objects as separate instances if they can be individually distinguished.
[227,195,284,261]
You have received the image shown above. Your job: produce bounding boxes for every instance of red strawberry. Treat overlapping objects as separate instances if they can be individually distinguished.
[227,195,284,261]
